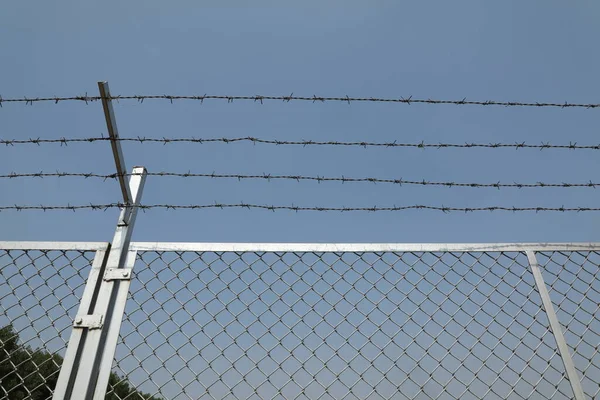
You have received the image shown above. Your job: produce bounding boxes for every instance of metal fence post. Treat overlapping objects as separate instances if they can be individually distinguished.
[91,249,138,400]
[525,250,585,400]
[49,245,109,399]
[52,167,147,400]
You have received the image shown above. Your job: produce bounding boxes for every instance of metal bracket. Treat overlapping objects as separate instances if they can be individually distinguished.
[73,315,104,329]
[103,267,133,281]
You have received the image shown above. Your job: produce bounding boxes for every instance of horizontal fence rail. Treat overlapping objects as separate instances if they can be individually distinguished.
[1,242,599,400]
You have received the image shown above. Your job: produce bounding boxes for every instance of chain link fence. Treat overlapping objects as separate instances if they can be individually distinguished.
[0,247,97,400]
[536,251,600,399]
[108,248,594,400]
[1,244,599,399]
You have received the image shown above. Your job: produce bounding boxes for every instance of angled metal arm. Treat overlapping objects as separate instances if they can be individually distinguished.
[98,81,134,223]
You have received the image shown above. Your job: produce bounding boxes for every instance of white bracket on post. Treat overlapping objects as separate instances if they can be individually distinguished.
[73,315,104,329]
[103,267,133,281]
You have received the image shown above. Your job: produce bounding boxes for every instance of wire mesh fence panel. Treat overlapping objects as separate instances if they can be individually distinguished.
[108,250,577,400]
[0,248,97,400]
[536,251,600,400]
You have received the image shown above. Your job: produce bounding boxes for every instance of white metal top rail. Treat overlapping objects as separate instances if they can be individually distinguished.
[128,242,600,252]
[3,241,600,252]
[0,241,109,251]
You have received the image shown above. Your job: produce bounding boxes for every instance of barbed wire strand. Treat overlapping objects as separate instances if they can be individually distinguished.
[2,171,598,189]
[1,203,598,213]
[0,94,598,109]
[1,136,598,150]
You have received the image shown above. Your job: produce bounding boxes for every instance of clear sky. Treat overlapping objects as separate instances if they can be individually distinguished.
[2,1,600,244]
[2,3,600,399]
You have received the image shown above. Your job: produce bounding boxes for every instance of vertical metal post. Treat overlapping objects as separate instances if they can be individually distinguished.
[53,168,147,400]
[526,250,585,400]
[92,249,138,400]
[52,246,109,399]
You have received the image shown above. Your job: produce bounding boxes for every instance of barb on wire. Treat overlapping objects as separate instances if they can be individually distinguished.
[2,136,600,150]
[0,94,598,109]
[0,203,598,213]
[2,171,598,189]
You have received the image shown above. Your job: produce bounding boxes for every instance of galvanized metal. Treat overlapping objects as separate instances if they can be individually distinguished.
[129,241,600,253]
[103,267,133,281]
[51,167,146,400]
[92,250,137,400]
[110,247,600,399]
[72,314,104,329]
[0,241,108,251]
[3,243,599,399]
[526,251,586,400]
[50,246,110,399]
[3,241,599,253]
[98,81,132,216]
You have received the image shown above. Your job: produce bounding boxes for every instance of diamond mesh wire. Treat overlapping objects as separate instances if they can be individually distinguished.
[536,251,600,400]
[0,249,96,400]
[108,251,577,400]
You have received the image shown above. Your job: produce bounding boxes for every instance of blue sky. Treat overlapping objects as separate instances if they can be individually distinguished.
[2,1,600,243]
[2,3,600,399]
